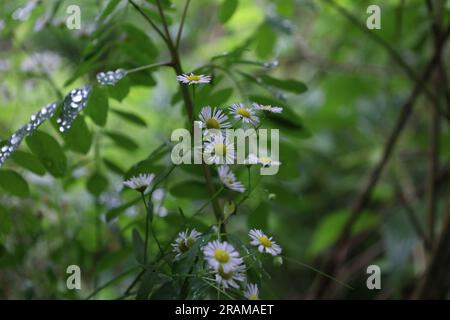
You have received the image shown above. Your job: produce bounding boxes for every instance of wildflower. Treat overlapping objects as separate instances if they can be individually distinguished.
[244,283,260,300]
[198,106,231,134]
[123,173,155,192]
[203,135,235,165]
[172,229,202,259]
[218,165,245,193]
[215,263,246,289]
[229,103,259,125]
[176,73,211,85]
[252,103,283,114]
[246,154,281,168]
[249,229,282,256]
[203,240,243,273]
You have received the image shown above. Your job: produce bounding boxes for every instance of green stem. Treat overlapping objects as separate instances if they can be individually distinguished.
[192,186,224,217]
[127,61,173,74]
[140,192,150,265]
[283,255,354,291]
[86,265,140,300]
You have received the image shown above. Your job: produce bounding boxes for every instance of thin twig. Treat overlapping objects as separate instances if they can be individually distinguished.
[127,0,170,46]
[176,0,191,49]
[312,23,450,298]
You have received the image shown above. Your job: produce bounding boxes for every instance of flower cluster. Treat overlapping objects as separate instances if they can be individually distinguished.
[182,73,283,193]
[168,226,282,299]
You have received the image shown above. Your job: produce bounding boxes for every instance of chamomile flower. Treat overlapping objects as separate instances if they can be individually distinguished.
[177,73,211,85]
[172,229,202,259]
[215,263,246,289]
[229,103,259,125]
[198,106,231,134]
[123,173,155,192]
[252,103,283,114]
[249,229,282,256]
[246,154,281,168]
[244,283,260,300]
[218,165,245,193]
[202,240,243,273]
[203,135,235,165]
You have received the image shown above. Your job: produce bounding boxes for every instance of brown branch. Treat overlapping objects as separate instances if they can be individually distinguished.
[312,24,450,299]
[415,193,450,299]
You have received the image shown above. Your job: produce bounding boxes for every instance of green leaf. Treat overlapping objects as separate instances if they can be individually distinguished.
[11,151,46,176]
[136,267,159,300]
[86,86,109,127]
[108,77,131,102]
[26,131,67,177]
[103,157,125,175]
[308,210,379,257]
[121,24,158,63]
[125,147,169,179]
[86,172,109,197]
[0,169,30,197]
[0,204,12,239]
[99,0,122,21]
[170,180,210,199]
[247,202,269,230]
[260,75,308,94]
[132,228,145,265]
[63,116,93,154]
[104,131,139,151]
[219,0,239,24]
[255,23,277,58]
[111,108,147,127]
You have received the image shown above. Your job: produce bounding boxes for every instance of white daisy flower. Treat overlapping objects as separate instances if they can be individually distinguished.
[203,135,235,165]
[246,154,281,168]
[249,229,282,256]
[172,229,202,259]
[198,106,231,135]
[176,73,211,85]
[215,263,246,289]
[218,165,245,193]
[202,240,243,273]
[123,173,155,192]
[252,103,283,114]
[244,283,260,300]
[229,103,259,125]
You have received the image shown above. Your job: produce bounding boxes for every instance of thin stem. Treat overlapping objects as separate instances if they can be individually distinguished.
[155,0,173,42]
[127,0,170,46]
[140,192,163,260]
[192,186,224,217]
[127,61,173,74]
[176,0,191,49]
[140,192,150,265]
[86,266,140,300]
[283,256,354,291]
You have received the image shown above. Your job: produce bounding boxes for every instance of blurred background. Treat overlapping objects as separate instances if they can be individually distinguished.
[0,0,449,299]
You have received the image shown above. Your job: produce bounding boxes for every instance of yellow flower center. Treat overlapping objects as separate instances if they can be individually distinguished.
[186,74,201,81]
[237,108,251,118]
[179,238,194,253]
[206,118,220,129]
[214,248,230,263]
[218,266,233,280]
[214,143,227,157]
[258,236,272,248]
[259,156,271,165]
[249,294,259,300]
